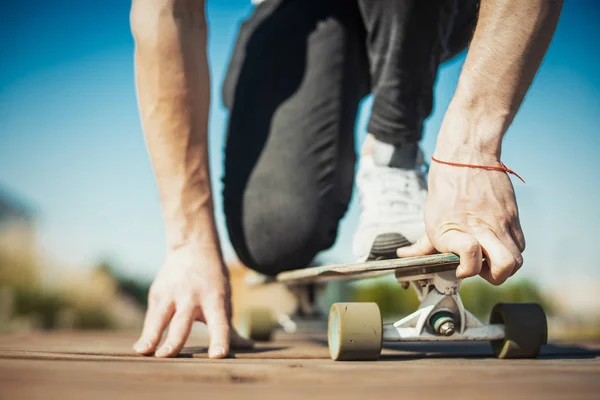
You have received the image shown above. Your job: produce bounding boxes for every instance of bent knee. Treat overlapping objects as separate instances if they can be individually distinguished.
[227,195,339,276]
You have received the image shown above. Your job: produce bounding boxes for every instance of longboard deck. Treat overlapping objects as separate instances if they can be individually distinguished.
[277,253,460,284]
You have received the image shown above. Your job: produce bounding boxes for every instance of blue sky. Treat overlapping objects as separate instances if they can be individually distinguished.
[0,0,598,287]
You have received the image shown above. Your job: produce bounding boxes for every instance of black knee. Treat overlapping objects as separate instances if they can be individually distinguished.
[225,189,339,276]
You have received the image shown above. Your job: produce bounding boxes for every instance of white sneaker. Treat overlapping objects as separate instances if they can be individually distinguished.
[353,144,428,262]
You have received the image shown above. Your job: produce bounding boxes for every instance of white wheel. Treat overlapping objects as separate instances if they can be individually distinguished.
[328,302,382,361]
[239,307,275,342]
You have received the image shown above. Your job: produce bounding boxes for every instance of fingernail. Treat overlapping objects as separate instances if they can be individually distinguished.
[155,345,173,358]
[133,339,152,353]
[209,346,226,358]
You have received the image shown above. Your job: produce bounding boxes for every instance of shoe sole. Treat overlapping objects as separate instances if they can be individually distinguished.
[367,232,411,261]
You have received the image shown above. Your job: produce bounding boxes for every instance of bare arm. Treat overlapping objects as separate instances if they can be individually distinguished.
[132,0,217,250]
[438,0,563,155]
[398,0,562,284]
[131,0,251,358]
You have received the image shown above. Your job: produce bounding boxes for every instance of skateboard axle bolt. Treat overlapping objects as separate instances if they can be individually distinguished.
[439,321,455,336]
[430,311,456,337]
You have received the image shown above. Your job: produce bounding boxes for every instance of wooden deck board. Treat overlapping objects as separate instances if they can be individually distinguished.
[0,331,598,399]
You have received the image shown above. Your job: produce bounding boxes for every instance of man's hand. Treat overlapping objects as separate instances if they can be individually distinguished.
[397,151,525,285]
[397,0,561,283]
[133,243,253,358]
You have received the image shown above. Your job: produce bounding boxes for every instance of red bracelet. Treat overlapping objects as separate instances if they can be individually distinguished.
[431,156,525,184]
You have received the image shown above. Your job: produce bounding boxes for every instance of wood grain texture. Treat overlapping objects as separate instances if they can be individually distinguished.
[0,332,598,400]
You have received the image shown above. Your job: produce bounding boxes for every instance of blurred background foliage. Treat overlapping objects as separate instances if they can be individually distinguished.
[346,275,551,322]
[2,248,599,341]
[0,249,147,332]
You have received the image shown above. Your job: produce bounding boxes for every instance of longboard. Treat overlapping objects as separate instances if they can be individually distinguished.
[242,252,547,362]
[277,253,460,284]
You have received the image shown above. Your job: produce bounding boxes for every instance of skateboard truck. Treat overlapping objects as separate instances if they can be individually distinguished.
[383,269,505,342]
[328,265,548,361]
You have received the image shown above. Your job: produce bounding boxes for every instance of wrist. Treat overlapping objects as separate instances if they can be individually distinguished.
[163,236,226,274]
[434,97,509,162]
[164,210,221,253]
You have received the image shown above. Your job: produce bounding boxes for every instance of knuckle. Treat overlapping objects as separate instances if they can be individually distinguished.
[177,299,198,315]
[148,287,161,305]
[514,254,524,269]
[518,236,526,252]
[488,258,515,286]
[205,289,227,305]
[511,220,526,251]
[463,237,480,254]
[489,277,507,286]
[495,254,516,271]
[511,254,523,275]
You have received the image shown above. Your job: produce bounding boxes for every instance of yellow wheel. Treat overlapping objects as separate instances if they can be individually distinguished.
[328,302,382,361]
[239,307,276,342]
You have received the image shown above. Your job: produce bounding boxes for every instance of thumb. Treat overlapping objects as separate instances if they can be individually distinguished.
[396,235,435,258]
[204,296,231,359]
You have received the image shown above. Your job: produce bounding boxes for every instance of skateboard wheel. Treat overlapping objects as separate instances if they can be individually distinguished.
[239,307,275,342]
[328,302,382,361]
[490,303,547,359]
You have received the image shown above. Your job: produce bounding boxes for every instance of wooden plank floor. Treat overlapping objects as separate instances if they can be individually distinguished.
[0,331,598,400]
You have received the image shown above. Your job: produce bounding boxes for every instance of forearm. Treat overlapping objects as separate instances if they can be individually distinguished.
[436,0,562,158]
[131,0,219,250]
